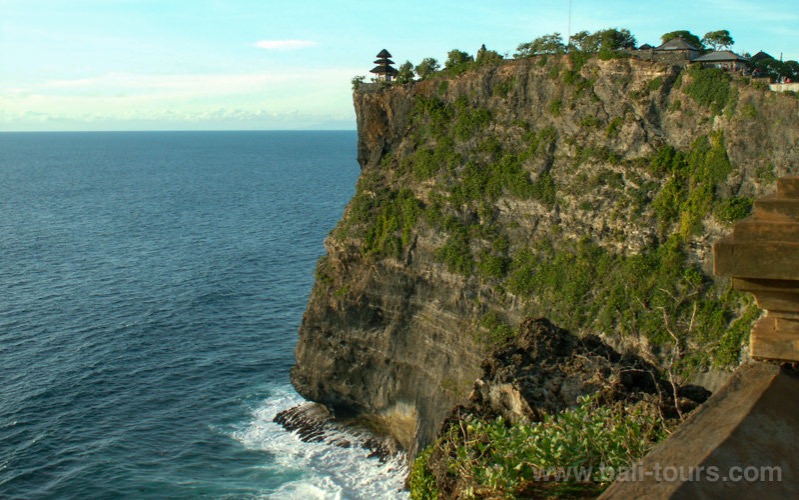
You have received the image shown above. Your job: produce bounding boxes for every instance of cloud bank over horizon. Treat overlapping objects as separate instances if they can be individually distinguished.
[2,0,797,131]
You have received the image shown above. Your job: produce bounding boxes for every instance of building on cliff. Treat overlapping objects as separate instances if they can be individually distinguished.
[633,38,751,73]
[633,37,701,65]
[694,50,750,71]
[370,49,398,82]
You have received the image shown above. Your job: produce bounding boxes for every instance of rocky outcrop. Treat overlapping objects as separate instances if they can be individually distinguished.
[466,318,709,425]
[427,318,710,497]
[291,55,799,458]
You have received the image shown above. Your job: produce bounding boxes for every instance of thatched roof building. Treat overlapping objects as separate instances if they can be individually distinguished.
[694,50,750,71]
[370,49,398,82]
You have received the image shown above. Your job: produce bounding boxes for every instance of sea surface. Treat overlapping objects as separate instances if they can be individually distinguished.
[0,131,408,498]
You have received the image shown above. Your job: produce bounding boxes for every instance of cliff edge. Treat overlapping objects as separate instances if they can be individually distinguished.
[291,54,799,457]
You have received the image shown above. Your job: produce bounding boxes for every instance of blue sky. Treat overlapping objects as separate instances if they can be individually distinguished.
[1,0,797,131]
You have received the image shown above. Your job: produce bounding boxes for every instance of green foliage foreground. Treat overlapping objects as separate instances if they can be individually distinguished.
[410,395,671,499]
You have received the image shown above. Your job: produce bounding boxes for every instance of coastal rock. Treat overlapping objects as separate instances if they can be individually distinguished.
[273,402,402,460]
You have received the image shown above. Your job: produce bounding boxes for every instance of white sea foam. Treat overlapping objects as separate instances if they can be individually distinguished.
[231,387,409,499]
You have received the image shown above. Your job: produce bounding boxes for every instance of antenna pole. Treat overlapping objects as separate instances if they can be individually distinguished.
[567,0,572,51]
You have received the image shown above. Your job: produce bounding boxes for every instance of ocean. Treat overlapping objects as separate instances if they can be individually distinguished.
[0,131,408,499]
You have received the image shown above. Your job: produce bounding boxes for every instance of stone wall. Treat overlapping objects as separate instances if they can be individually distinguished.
[770,82,799,93]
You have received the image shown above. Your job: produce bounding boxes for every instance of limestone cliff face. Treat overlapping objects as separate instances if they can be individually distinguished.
[291,55,799,457]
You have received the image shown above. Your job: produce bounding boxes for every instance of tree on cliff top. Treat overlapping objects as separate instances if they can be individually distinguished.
[475,44,504,66]
[570,28,636,54]
[396,61,415,84]
[661,30,704,50]
[515,33,566,57]
[444,49,475,75]
[415,57,440,80]
[702,30,734,51]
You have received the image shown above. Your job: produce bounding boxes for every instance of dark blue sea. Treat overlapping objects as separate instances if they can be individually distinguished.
[0,131,408,499]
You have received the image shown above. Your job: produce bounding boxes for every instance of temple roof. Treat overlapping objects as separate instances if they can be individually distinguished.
[751,50,775,62]
[370,65,399,75]
[376,49,392,58]
[655,37,700,51]
[694,50,750,62]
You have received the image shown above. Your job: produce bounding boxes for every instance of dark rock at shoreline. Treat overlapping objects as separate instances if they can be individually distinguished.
[273,402,402,462]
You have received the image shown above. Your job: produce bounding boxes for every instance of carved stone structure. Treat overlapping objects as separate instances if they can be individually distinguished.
[714,176,799,362]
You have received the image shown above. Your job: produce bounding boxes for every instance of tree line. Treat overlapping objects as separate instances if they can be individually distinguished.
[355,28,798,87]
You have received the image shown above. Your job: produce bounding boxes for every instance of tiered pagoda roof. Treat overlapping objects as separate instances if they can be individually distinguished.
[370,49,398,80]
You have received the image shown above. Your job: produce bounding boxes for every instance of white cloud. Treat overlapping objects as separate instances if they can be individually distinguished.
[255,40,318,50]
[0,66,362,130]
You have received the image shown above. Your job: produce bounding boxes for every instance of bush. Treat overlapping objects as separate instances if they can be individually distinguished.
[435,222,474,273]
[417,394,669,498]
[715,196,753,224]
[349,185,422,259]
[409,446,440,499]
[453,97,492,140]
[684,66,732,114]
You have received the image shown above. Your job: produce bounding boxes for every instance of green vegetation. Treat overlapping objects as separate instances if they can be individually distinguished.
[549,98,562,116]
[650,134,737,236]
[515,33,566,57]
[477,311,514,345]
[453,96,491,140]
[492,76,515,98]
[443,49,475,76]
[415,58,440,80]
[605,116,623,138]
[350,75,366,90]
[702,29,734,51]
[683,65,732,114]
[409,446,440,499]
[569,28,636,58]
[646,76,664,92]
[344,175,422,259]
[475,44,504,67]
[396,61,415,84]
[715,196,753,224]
[410,395,670,498]
[355,25,794,91]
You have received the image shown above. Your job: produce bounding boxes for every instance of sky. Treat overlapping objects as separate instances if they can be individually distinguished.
[1,0,797,131]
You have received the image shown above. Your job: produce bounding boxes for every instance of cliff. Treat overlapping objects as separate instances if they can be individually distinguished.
[290,54,799,457]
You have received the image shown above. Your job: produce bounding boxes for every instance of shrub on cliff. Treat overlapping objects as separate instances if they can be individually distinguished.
[410,395,670,498]
[683,65,732,114]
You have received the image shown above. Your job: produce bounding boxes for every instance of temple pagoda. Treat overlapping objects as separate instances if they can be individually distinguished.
[370,49,398,82]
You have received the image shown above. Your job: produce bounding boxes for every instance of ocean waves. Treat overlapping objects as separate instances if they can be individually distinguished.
[0,131,404,498]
